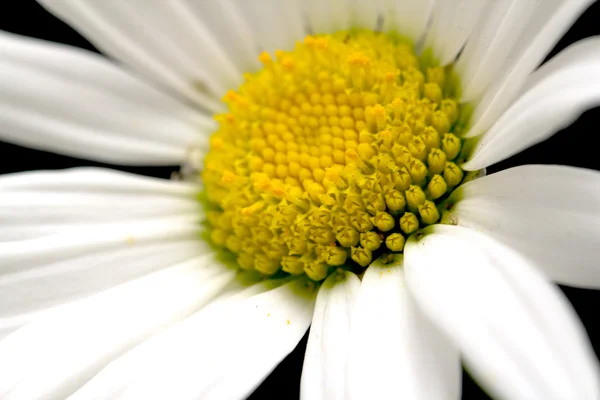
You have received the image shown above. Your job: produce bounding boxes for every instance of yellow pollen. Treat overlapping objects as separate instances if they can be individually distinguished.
[201,30,466,281]
[348,52,371,66]
[259,52,272,65]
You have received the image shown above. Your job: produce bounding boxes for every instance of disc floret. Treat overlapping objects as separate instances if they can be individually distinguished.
[202,30,465,281]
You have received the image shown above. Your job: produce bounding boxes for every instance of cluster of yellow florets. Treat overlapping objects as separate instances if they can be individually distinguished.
[202,30,464,281]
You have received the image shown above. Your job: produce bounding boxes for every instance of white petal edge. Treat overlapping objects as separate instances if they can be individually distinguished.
[305,0,352,34]
[422,0,488,65]
[0,168,209,335]
[444,164,600,289]
[349,0,383,31]
[347,256,461,400]
[229,0,306,55]
[0,255,235,400]
[300,271,361,400]
[381,0,433,45]
[405,224,600,400]
[466,0,595,138]
[0,168,201,241]
[455,0,537,102]
[463,36,600,170]
[0,239,205,341]
[37,0,245,110]
[66,278,288,400]
[187,0,261,71]
[69,279,315,400]
[0,167,199,194]
[309,0,430,44]
[0,220,204,313]
[0,31,214,165]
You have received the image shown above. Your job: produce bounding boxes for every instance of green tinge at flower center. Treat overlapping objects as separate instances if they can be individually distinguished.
[200,29,467,282]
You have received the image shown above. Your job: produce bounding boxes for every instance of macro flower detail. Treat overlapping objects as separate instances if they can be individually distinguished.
[0,1,600,400]
[202,30,467,281]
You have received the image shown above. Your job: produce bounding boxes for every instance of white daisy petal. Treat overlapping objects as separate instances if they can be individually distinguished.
[445,164,600,289]
[466,0,595,138]
[187,0,261,71]
[0,256,235,400]
[68,278,288,400]
[70,279,314,400]
[405,225,600,400]
[0,168,209,336]
[423,0,488,65]
[351,0,383,31]
[0,31,214,165]
[37,0,233,110]
[455,0,538,102]
[347,257,461,400]
[300,270,361,400]
[0,167,198,194]
[0,222,205,333]
[381,0,433,44]
[305,0,334,34]
[464,37,600,170]
[67,278,291,400]
[0,168,201,241]
[1,221,204,318]
[0,239,205,340]
[306,0,352,33]
[229,0,306,54]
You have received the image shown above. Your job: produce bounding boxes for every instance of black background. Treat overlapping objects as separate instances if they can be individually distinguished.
[1,2,599,399]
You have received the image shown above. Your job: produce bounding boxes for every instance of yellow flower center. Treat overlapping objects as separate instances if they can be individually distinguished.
[201,30,465,281]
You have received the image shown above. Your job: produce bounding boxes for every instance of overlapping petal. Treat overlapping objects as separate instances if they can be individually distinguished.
[444,165,600,288]
[405,224,600,399]
[0,31,214,165]
[347,257,461,400]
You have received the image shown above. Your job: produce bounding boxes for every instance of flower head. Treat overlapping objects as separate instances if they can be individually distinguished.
[0,1,599,400]
[203,30,466,282]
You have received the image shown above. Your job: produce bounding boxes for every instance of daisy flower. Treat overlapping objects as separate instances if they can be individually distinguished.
[1,1,600,399]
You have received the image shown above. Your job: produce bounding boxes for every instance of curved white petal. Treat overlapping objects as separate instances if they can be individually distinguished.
[0,222,205,332]
[305,0,352,34]
[464,37,600,170]
[0,238,205,340]
[349,0,382,31]
[0,168,208,337]
[347,256,461,400]
[423,0,488,65]
[456,0,537,102]
[466,0,595,138]
[69,279,314,400]
[187,0,261,71]
[300,271,361,400]
[67,278,289,400]
[228,0,306,54]
[0,168,201,241]
[0,256,235,400]
[405,224,600,400]
[381,0,433,44]
[0,167,198,194]
[444,165,600,289]
[37,0,236,110]
[0,31,214,165]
